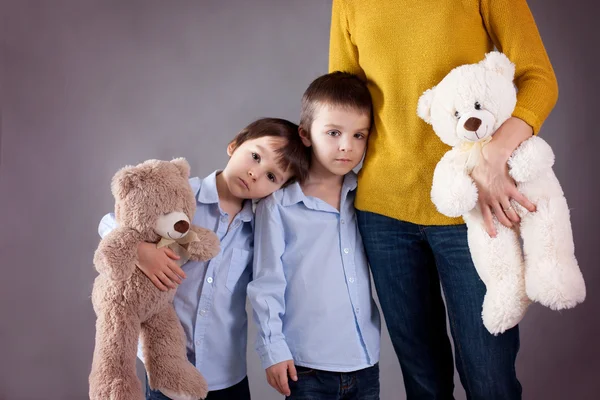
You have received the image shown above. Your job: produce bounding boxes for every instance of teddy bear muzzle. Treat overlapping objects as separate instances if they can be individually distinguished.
[155,211,191,240]
[457,109,496,142]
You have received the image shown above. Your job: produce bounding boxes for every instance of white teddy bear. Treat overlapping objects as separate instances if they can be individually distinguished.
[417,52,586,334]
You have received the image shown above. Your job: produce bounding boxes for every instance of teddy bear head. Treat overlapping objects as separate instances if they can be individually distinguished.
[111,158,197,243]
[417,52,517,147]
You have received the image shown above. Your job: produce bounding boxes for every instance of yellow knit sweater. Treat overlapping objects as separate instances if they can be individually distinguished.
[329,0,558,225]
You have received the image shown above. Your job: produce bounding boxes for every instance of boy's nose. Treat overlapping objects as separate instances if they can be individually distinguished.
[339,141,353,152]
[248,170,257,181]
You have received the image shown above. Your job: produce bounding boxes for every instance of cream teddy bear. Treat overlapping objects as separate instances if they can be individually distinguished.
[417,52,585,334]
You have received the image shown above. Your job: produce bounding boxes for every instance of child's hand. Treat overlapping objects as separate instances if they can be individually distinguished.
[136,242,184,291]
[266,360,298,396]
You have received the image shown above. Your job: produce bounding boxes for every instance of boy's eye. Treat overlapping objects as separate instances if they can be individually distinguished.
[354,133,365,139]
[267,172,276,182]
[327,130,341,137]
[252,152,261,162]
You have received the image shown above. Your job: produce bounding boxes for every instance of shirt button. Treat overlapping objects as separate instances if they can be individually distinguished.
[348,277,355,283]
[206,277,213,283]
[220,216,228,223]
[195,339,201,346]
[355,308,360,314]
[199,309,207,316]
[341,219,345,224]
[343,248,350,254]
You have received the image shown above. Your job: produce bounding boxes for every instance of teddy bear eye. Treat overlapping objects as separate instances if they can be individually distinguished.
[474,102,481,110]
[454,111,460,118]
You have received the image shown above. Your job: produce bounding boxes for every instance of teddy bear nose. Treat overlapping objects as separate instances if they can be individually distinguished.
[174,220,190,233]
[464,117,482,132]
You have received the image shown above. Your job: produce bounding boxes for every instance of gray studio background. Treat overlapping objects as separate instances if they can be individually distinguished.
[1,1,598,399]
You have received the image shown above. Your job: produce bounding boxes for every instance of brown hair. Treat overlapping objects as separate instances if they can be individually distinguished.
[300,71,372,135]
[229,118,310,184]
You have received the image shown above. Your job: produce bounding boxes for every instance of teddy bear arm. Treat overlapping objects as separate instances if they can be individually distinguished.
[93,227,143,281]
[431,151,478,217]
[187,225,221,261]
[509,136,555,183]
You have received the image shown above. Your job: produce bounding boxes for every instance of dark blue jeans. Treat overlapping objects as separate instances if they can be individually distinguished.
[145,375,251,400]
[287,364,380,400]
[357,211,522,400]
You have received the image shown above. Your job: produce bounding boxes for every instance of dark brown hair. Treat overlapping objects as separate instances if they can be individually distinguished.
[229,118,310,184]
[300,71,372,135]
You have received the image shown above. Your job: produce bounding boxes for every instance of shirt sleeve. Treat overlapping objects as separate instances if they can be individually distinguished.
[246,198,293,370]
[98,213,117,238]
[328,0,366,79]
[480,0,559,134]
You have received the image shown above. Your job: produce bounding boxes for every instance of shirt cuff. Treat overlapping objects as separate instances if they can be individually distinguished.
[512,106,543,135]
[257,340,293,370]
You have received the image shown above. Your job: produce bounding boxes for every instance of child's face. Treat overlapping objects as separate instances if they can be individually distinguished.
[301,104,371,176]
[222,136,294,200]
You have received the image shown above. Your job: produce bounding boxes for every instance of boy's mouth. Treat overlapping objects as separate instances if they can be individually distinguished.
[335,158,352,163]
[238,177,250,190]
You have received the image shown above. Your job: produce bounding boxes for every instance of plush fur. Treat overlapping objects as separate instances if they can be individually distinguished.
[89,158,220,400]
[417,52,586,334]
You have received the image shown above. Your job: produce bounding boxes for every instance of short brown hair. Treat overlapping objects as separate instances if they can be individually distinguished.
[300,71,372,135]
[229,118,310,184]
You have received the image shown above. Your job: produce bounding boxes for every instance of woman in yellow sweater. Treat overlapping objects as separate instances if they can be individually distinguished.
[329,1,558,399]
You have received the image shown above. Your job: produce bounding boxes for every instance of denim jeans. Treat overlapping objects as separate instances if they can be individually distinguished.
[357,210,522,400]
[286,363,380,400]
[145,375,251,400]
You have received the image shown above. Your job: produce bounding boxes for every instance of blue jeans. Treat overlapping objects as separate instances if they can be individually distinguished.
[287,364,380,400]
[145,375,251,400]
[357,211,522,400]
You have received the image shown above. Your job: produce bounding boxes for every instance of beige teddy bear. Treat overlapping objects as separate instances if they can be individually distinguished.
[89,158,220,400]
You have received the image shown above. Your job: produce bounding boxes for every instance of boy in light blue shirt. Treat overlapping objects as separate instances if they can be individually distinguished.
[98,118,310,400]
[247,73,381,400]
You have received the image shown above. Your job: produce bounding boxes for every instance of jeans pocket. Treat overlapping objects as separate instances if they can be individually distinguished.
[296,366,317,376]
[225,248,251,293]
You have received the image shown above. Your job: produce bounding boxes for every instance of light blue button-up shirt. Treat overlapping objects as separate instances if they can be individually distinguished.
[247,172,381,372]
[98,171,253,391]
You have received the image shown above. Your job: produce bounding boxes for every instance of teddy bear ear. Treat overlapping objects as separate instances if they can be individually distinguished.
[481,51,515,81]
[417,87,435,124]
[171,157,191,179]
[110,164,139,201]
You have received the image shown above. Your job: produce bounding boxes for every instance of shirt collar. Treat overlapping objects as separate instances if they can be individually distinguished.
[196,170,220,204]
[197,170,253,223]
[280,171,358,208]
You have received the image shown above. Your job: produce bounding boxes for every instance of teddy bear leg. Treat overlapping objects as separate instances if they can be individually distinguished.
[464,213,530,335]
[141,305,209,400]
[89,308,143,400]
[521,196,586,310]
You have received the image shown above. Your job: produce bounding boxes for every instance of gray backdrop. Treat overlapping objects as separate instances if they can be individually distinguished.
[1,1,598,399]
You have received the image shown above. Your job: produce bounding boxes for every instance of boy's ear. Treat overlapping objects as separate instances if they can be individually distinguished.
[226,141,236,156]
[417,87,435,124]
[298,126,312,147]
